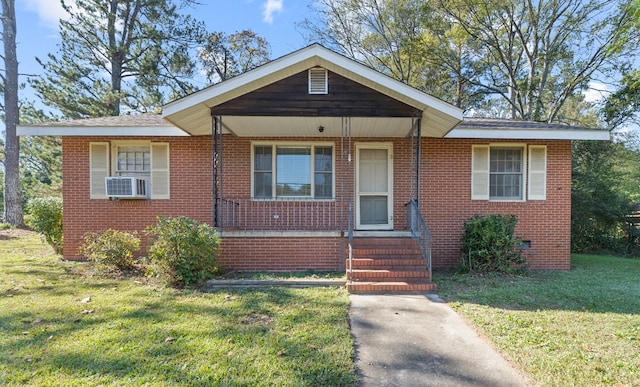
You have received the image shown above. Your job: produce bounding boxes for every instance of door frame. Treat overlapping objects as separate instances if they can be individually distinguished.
[355,142,394,230]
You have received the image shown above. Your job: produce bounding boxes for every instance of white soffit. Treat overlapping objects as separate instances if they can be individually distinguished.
[17,126,189,136]
[216,116,414,137]
[447,127,611,141]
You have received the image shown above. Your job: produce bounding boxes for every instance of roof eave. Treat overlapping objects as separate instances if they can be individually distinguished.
[445,128,610,141]
[17,125,190,137]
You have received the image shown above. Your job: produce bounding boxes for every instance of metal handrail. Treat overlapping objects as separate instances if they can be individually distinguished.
[347,198,354,280]
[406,199,433,279]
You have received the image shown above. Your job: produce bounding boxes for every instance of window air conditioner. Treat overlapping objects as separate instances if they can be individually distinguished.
[105,177,149,199]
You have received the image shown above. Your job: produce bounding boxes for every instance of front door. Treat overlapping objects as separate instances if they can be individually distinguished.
[356,143,393,230]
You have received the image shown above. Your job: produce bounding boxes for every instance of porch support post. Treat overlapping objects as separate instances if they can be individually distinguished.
[212,114,222,229]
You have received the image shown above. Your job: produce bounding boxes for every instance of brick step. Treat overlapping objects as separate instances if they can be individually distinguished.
[347,281,437,294]
[350,269,429,280]
[352,248,422,256]
[353,251,423,261]
[347,259,425,269]
[350,238,415,248]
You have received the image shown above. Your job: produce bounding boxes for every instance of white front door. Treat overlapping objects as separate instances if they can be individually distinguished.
[356,143,393,230]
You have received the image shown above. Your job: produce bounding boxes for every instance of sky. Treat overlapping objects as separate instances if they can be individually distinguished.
[11,0,611,112]
[14,0,315,103]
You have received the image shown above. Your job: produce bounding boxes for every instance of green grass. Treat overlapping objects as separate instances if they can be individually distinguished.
[0,230,356,386]
[436,254,640,386]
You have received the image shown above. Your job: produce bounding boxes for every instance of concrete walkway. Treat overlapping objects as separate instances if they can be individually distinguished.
[349,294,533,387]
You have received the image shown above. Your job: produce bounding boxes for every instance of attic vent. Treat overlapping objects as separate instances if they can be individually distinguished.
[308,67,328,94]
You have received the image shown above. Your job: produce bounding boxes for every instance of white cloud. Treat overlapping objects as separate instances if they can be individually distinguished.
[262,0,283,24]
[583,81,612,103]
[20,0,69,29]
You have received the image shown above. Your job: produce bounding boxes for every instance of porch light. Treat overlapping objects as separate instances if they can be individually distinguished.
[318,125,325,133]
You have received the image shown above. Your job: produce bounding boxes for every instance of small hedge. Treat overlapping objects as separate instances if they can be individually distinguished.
[146,216,219,287]
[459,214,526,273]
[26,197,63,254]
[80,229,141,271]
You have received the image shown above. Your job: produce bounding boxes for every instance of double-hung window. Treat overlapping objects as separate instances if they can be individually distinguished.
[252,143,334,199]
[89,141,170,199]
[472,144,547,201]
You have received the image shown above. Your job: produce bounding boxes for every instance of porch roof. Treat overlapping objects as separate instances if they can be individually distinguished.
[162,44,463,138]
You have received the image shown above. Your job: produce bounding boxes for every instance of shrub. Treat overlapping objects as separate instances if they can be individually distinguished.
[146,216,219,287]
[80,229,141,271]
[459,214,526,273]
[26,197,63,254]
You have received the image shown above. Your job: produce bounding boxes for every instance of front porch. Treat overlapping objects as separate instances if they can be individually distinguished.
[160,45,462,292]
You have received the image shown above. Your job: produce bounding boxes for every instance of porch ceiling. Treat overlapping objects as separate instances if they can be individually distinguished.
[195,116,415,137]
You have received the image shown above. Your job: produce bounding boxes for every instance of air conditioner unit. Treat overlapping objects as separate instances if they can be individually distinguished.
[105,177,149,199]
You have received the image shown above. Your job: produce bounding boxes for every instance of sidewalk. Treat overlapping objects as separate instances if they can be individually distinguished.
[349,294,533,387]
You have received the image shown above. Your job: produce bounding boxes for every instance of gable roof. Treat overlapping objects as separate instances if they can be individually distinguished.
[162,44,463,137]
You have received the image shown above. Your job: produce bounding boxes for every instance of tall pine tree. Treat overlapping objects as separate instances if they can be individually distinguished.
[31,0,206,119]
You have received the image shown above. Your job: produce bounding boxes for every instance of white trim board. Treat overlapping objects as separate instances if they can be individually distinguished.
[17,126,189,137]
[446,128,610,141]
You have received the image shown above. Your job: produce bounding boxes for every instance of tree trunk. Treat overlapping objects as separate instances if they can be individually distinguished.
[2,0,23,226]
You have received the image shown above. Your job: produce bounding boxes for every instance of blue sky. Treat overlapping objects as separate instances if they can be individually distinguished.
[15,0,315,102]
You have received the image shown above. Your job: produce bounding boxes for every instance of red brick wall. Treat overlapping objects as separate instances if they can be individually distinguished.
[219,236,346,271]
[422,139,571,270]
[62,136,572,270]
[62,136,213,260]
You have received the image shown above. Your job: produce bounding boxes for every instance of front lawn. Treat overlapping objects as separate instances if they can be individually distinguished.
[436,254,640,386]
[0,230,356,386]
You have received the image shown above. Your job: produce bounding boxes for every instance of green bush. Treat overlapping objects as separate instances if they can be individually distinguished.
[146,216,219,287]
[26,197,63,254]
[80,229,141,271]
[459,214,526,273]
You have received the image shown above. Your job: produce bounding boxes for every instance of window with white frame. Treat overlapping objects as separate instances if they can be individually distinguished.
[252,143,334,199]
[489,147,523,200]
[472,144,547,201]
[116,145,151,178]
[89,141,170,199]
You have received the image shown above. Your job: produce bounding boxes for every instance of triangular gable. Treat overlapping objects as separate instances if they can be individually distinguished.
[162,44,463,137]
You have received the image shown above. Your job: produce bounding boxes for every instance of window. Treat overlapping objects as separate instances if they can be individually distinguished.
[116,145,150,178]
[489,147,523,200]
[472,144,546,201]
[89,141,170,199]
[252,143,334,199]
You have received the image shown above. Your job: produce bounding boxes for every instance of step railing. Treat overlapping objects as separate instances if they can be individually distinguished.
[347,198,353,280]
[406,199,433,279]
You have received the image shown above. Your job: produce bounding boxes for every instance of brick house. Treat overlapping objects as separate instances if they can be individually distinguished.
[19,44,608,292]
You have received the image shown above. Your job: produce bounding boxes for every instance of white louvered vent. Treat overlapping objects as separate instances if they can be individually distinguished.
[105,177,149,199]
[308,67,328,94]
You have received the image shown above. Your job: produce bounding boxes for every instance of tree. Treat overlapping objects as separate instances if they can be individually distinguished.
[300,0,480,108]
[572,140,636,253]
[442,0,636,122]
[199,30,271,84]
[31,0,206,119]
[603,70,640,130]
[1,0,23,225]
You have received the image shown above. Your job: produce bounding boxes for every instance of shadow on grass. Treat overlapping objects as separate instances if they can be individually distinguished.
[434,254,640,315]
